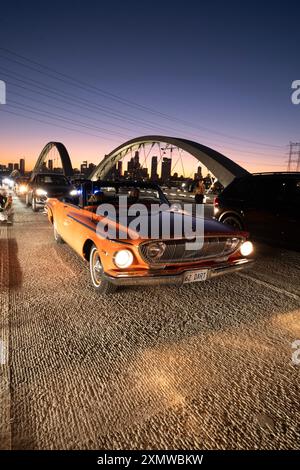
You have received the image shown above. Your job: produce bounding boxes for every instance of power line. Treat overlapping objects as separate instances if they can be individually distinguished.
[0,108,123,143]
[0,47,285,150]
[0,105,286,171]
[9,100,130,139]
[0,67,208,137]
[1,69,285,160]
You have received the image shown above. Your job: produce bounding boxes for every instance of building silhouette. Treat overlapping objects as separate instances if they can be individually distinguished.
[117,160,123,177]
[124,151,148,179]
[161,157,172,183]
[88,163,96,173]
[151,156,158,180]
[19,158,25,175]
[194,165,202,181]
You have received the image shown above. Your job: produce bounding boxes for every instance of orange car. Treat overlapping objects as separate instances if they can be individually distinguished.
[46,181,254,294]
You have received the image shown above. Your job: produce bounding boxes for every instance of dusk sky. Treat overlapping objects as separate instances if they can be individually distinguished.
[1,0,300,174]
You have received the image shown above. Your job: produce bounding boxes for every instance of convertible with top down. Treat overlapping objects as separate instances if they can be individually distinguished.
[46,181,254,294]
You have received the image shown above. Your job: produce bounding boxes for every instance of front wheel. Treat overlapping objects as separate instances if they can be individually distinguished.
[25,193,31,206]
[89,245,117,294]
[53,222,64,244]
[32,196,39,212]
[220,214,243,230]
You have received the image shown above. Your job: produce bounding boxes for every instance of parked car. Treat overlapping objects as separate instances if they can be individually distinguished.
[214,172,300,250]
[26,173,76,212]
[45,180,254,294]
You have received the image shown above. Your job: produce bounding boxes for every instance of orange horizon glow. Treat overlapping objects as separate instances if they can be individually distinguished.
[0,138,287,176]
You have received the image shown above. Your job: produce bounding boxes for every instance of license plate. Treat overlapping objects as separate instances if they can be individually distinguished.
[183,269,208,284]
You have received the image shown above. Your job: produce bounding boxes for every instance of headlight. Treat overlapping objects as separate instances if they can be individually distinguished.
[69,189,78,196]
[145,241,166,260]
[240,241,253,256]
[114,249,134,268]
[3,178,13,188]
[36,188,47,196]
[19,184,28,194]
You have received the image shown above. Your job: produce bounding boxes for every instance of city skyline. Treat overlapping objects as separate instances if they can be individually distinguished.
[0,151,208,185]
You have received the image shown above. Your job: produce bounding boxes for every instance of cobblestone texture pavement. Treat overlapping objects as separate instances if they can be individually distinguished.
[0,196,299,449]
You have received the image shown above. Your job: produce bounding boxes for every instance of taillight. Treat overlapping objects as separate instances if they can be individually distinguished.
[214,196,219,207]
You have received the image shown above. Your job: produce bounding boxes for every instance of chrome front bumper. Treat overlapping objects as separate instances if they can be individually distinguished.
[103,258,254,287]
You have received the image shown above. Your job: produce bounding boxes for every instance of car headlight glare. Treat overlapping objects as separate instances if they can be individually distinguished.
[146,241,166,259]
[240,241,253,257]
[36,188,47,196]
[114,249,134,268]
[69,189,78,196]
[19,184,28,194]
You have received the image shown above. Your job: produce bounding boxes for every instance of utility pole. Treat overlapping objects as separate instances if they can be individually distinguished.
[287,142,300,171]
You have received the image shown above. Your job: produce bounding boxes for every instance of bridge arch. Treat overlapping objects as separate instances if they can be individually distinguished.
[32,142,73,177]
[89,135,249,186]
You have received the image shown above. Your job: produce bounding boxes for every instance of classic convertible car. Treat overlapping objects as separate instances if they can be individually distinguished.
[46,181,254,294]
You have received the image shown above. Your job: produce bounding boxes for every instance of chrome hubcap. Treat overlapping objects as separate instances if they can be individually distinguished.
[91,250,102,286]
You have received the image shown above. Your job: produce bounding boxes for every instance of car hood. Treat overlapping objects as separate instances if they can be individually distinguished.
[98,208,246,240]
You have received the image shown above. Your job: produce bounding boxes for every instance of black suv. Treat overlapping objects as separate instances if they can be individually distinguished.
[214,172,300,250]
[26,173,75,212]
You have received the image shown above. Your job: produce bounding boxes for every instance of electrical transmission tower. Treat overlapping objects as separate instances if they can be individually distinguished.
[287,142,300,171]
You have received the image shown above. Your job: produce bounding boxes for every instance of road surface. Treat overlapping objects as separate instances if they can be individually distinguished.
[0,195,300,450]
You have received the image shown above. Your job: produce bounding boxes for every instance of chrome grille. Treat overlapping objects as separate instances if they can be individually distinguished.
[139,237,242,265]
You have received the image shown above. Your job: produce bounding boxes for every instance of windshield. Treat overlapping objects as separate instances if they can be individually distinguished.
[83,183,170,209]
[37,175,70,186]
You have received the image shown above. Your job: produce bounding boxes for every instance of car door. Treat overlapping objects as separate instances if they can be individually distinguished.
[242,176,284,243]
[57,201,95,255]
[278,178,300,250]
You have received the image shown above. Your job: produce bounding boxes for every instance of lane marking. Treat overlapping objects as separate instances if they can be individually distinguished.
[237,272,300,302]
[0,340,6,365]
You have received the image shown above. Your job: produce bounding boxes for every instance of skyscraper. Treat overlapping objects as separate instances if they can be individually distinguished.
[13,163,19,171]
[161,157,172,183]
[127,158,134,177]
[127,152,141,178]
[117,160,123,177]
[151,156,158,180]
[88,163,96,172]
[19,158,25,175]
[194,165,202,181]
[133,150,139,167]
[80,161,88,175]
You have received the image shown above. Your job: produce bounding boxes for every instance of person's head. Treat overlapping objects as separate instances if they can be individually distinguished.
[129,188,140,200]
